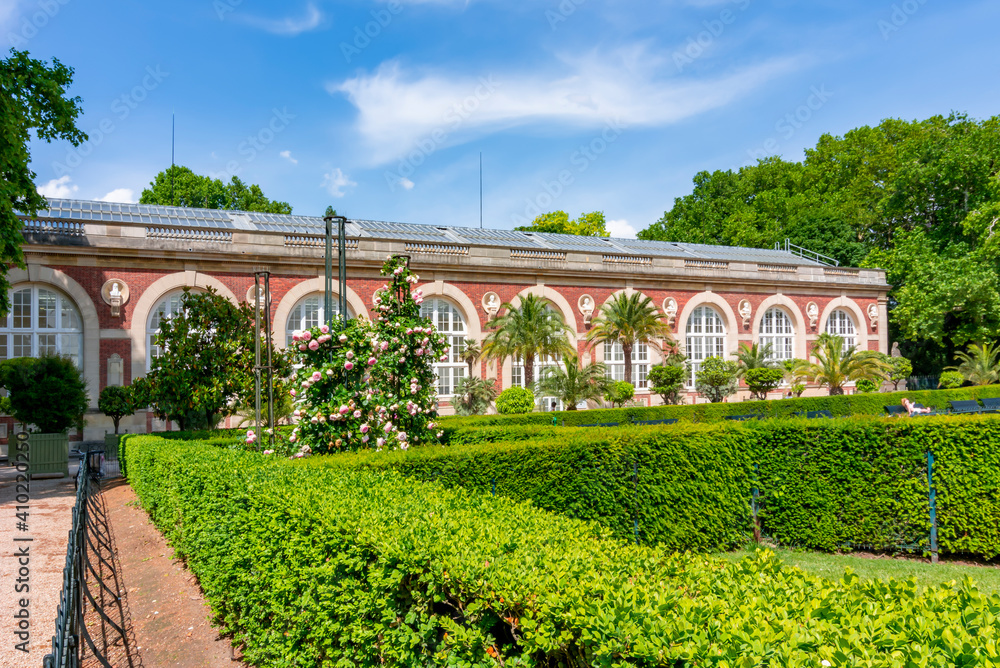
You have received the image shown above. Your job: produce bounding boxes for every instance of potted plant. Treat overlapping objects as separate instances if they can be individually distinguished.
[0,355,89,478]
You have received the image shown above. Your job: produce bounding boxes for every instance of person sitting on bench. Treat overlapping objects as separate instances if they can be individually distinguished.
[901,397,931,415]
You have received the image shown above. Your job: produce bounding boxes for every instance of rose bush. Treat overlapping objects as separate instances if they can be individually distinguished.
[273,255,447,455]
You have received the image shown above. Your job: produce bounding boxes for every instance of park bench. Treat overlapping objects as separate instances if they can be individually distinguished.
[884,405,908,417]
[799,410,833,419]
[980,397,1000,413]
[632,418,679,426]
[724,414,759,421]
[948,400,983,414]
[579,422,620,427]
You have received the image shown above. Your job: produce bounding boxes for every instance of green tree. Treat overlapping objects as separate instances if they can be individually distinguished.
[1,50,87,316]
[144,288,289,431]
[537,352,609,410]
[647,363,687,405]
[483,294,572,389]
[460,337,482,377]
[452,377,498,416]
[886,356,913,391]
[98,385,135,434]
[0,355,88,433]
[946,341,1000,386]
[324,206,338,217]
[603,380,634,408]
[743,367,785,400]
[806,334,888,396]
[694,356,739,403]
[140,165,292,213]
[586,292,671,385]
[515,210,608,236]
[938,370,964,389]
[733,342,775,375]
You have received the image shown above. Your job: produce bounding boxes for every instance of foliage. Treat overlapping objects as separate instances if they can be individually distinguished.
[1,50,87,316]
[647,363,687,405]
[536,352,608,410]
[854,378,879,393]
[938,370,965,389]
[743,367,786,400]
[494,386,534,414]
[483,293,571,388]
[451,377,497,416]
[733,341,775,374]
[513,210,607,236]
[459,337,481,377]
[781,358,810,396]
[0,354,88,433]
[98,385,135,434]
[887,356,913,391]
[585,292,671,385]
[603,380,634,408]
[637,114,1000,373]
[125,434,1000,666]
[947,341,1000,386]
[695,356,740,402]
[806,333,888,395]
[144,288,290,431]
[288,256,445,454]
[139,165,292,213]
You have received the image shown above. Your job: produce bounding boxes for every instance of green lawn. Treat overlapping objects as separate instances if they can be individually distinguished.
[718,547,1000,595]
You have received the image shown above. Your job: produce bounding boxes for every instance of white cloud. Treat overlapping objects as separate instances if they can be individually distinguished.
[97,188,137,203]
[37,176,78,198]
[238,3,323,36]
[321,168,357,197]
[280,150,298,165]
[607,219,638,239]
[331,46,800,165]
[399,177,415,190]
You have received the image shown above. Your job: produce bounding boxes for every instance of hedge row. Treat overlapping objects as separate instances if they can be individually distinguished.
[328,415,1000,559]
[440,383,1000,429]
[125,435,1000,666]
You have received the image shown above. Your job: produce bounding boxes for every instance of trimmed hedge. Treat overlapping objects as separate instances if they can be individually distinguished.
[440,383,1000,429]
[332,415,1000,560]
[126,435,1000,666]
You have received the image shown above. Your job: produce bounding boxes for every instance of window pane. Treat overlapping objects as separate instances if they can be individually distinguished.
[61,333,81,368]
[37,291,57,329]
[60,300,81,330]
[38,333,56,356]
[12,289,31,329]
[0,334,6,360]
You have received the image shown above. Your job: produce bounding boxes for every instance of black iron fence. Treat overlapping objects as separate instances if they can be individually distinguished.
[43,447,139,667]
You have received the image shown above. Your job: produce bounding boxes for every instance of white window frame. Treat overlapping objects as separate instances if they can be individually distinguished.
[603,341,649,390]
[285,295,351,346]
[420,298,466,397]
[825,309,857,352]
[759,307,795,363]
[685,305,726,387]
[0,286,83,368]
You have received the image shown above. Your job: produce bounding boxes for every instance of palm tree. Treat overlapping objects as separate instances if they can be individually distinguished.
[452,377,498,416]
[538,352,610,410]
[482,294,572,389]
[733,342,775,376]
[806,333,888,395]
[947,341,1000,386]
[585,292,672,385]
[460,337,481,377]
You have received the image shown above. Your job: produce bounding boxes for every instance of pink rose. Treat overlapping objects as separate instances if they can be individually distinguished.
[439,355,448,362]
[299,344,307,351]
[311,371,322,381]
[302,331,312,341]
[353,410,362,418]
[346,351,354,360]
[309,340,320,351]
[326,369,334,377]
[290,389,296,397]
[368,357,377,366]
[360,423,370,434]
[362,435,369,443]
[377,437,385,447]
[383,423,393,433]
[415,348,424,356]
[339,334,348,343]
[345,361,354,370]
[320,324,330,334]
[339,405,350,415]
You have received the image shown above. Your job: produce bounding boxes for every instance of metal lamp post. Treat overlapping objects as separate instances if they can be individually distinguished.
[324,214,349,328]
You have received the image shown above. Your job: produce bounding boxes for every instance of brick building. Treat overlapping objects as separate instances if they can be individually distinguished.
[7,198,889,439]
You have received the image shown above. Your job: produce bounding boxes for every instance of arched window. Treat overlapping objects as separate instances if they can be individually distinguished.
[685,306,726,386]
[826,309,857,351]
[420,298,466,396]
[760,307,794,362]
[603,341,649,389]
[0,286,82,368]
[285,295,351,346]
[147,291,191,367]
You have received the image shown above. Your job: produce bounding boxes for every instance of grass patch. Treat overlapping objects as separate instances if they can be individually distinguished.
[720,546,1000,595]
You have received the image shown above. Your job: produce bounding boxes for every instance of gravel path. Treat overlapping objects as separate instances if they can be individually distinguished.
[0,462,78,668]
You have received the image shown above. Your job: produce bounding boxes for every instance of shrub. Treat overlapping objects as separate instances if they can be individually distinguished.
[938,370,964,388]
[647,363,686,405]
[603,380,634,407]
[451,376,497,416]
[855,377,879,393]
[0,354,88,433]
[695,356,739,402]
[743,367,785,400]
[99,385,135,434]
[888,356,913,390]
[124,435,1000,666]
[495,386,534,414]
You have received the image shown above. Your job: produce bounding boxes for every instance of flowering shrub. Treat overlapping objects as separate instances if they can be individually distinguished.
[276,255,447,455]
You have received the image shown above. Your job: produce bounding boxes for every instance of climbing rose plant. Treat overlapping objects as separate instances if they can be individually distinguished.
[272,255,447,456]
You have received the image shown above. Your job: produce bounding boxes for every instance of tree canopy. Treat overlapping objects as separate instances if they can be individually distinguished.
[1,50,87,316]
[515,210,607,236]
[638,113,1000,373]
[140,165,292,214]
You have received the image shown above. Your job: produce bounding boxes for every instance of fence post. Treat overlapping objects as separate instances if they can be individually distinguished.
[927,450,939,564]
[751,462,761,544]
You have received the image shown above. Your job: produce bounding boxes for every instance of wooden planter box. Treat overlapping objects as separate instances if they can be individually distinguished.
[28,432,69,478]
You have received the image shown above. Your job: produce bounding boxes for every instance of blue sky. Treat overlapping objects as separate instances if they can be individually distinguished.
[6,0,1000,237]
